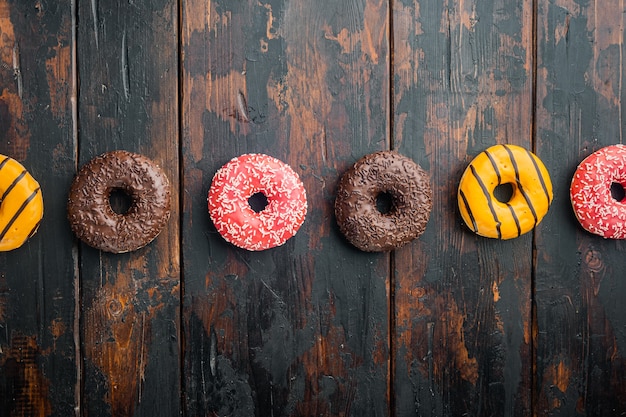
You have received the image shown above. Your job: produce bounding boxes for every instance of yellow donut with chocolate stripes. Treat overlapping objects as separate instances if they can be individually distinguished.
[458,144,552,239]
[0,155,43,251]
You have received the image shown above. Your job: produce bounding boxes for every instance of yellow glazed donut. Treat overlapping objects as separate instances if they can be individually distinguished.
[458,144,552,239]
[0,154,43,251]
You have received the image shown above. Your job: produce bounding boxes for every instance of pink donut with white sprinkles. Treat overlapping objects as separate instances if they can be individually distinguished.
[570,144,626,239]
[208,153,307,250]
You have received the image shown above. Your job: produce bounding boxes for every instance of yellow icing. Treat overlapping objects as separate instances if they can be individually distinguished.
[0,155,44,251]
[458,144,552,239]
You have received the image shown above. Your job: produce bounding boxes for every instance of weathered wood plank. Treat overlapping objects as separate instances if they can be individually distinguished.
[392,0,534,415]
[0,1,77,416]
[181,0,390,415]
[534,0,626,415]
[1,0,625,415]
[76,0,180,415]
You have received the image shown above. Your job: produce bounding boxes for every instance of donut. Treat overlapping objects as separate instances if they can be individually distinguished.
[67,150,171,253]
[570,144,626,239]
[208,153,307,251]
[334,151,432,252]
[0,155,43,251]
[457,144,553,239]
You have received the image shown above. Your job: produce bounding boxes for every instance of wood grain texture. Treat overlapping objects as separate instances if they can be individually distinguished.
[0,0,625,415]
[181,0,390,415]
[392,0,534,415]
[0,1,77,416]
[534,0,626,415]
[76,0,180,415]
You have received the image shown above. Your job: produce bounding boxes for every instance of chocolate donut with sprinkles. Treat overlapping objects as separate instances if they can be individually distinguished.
[208,154,307,251]
[334,151,432,252]
[570,144,626,239]
[67,151,171,253]
[458,144,553,239]
[0,154,43,251]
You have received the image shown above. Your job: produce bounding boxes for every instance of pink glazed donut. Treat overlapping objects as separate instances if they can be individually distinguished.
[570,144,626,239]
[208,154,307,250]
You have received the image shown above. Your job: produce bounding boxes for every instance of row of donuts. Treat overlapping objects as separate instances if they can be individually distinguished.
[1,144,625,252]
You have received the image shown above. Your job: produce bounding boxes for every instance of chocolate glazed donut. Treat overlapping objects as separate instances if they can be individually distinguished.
[67,151,171,253]
[335,151,432,252]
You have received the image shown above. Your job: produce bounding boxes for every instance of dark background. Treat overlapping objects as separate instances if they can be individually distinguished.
[0,0,625,416]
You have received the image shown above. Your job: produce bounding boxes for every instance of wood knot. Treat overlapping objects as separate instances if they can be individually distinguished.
[584,249,604,273]
[413,287,427,298]
[107,298,123,317]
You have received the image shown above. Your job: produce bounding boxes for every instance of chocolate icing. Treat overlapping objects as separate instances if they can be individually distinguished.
[67,150,171,253]
[334,151,432,252]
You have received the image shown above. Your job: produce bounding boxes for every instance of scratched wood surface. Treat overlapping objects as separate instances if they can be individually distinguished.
[0,1,77,416]
[534,0,626,415]
[392,0,535,415]
[181,0,391,415]
[0,0,624,416]
[76,1,181,416]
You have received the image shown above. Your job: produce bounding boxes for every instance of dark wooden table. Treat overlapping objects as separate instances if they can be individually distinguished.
[1,0,625,416]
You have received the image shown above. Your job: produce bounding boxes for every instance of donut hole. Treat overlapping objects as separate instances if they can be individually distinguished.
[109,187,134,215]
[248,192,269,213]
[610,182,626,202]
[494,183,514,203]
[376,191,394,215]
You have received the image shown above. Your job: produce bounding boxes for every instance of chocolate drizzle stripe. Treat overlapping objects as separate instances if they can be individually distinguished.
[469,164,502,238]
[0,156,10,171]
[26,218,42,239]
[524,148,552,203]
[459,189,478,232]
[0,169,27,203]
[506,203,522,237]
[503,145,538,225]
[0,187,40,241]
[485,150,502,184]
[487,148,522,236]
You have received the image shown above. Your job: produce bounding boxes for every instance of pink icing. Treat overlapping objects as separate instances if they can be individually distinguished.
[208,153,307,250]
[570,144,626,239]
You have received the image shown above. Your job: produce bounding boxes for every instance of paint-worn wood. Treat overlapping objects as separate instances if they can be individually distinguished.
[76,1,180,416]
[534,0,626,415]
[1,0,626,415]
[0,1,77,416]
[181,0,390,415]
[392,1,534,415]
